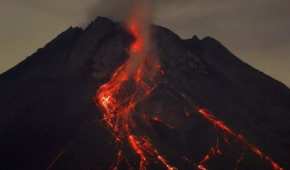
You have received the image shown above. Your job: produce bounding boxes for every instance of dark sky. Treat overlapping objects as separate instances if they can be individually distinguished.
[1,0,289,86]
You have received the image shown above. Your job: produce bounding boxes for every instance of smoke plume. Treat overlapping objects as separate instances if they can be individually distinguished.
[125,0,154,72]
[86,0,153,25]
[86,0,159,78]
[86,0,155,75]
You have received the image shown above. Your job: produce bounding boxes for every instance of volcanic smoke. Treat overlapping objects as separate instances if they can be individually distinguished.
[96,0,175,169]
[95,1,284,170]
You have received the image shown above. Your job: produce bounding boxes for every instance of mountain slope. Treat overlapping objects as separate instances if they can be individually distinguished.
[0,17,289,170]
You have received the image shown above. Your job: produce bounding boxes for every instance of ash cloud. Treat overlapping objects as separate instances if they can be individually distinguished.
[84,0,189,24]
[85,0,154,24]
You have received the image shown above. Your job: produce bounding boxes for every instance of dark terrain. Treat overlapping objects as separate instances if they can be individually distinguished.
[0,17,289,170]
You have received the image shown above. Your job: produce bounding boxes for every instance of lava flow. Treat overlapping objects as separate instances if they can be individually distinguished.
[95,3,284,170]
[95,20,285,169]
[195,107,284,170]
[96,14,176,170]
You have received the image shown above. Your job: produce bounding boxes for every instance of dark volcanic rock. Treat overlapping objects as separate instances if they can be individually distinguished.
[0,17,289,170]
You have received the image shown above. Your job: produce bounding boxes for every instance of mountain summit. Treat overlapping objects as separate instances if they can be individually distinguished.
[0,17,289,170]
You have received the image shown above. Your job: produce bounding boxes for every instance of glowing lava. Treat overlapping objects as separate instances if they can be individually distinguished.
[95,5,284,170]
[96,15,176,170]
[196,107,284,170]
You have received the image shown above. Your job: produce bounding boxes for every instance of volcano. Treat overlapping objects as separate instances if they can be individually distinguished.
[0,17,290,170]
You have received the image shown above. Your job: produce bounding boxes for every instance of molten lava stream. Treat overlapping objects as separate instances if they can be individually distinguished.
[196,107,284,170]
[96,18,176,170]
[96,10,284,170]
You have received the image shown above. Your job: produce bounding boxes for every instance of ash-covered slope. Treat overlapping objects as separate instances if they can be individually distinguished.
[0,17,289,170]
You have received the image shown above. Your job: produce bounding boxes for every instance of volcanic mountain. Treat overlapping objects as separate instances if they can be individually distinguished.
[0,17,289,170]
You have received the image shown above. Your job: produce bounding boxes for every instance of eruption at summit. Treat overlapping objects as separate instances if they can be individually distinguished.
[0,0,289,170]
[94,1,284,170]
[96,1,176,169]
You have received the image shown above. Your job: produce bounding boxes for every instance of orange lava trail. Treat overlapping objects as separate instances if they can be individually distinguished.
[96,17,176,170]
[110,150,124,170]
[46,149,66,170]
[151,116,175,129]
[196,107,284,170]
[95,6,284,170]
[197,139,222,170]
[234,153,245,170]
